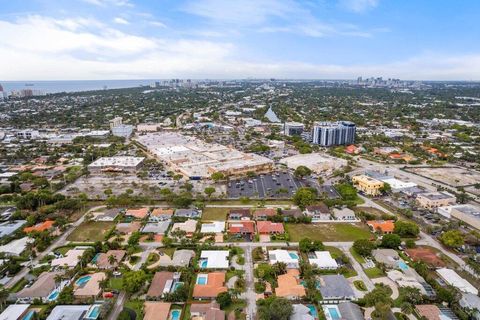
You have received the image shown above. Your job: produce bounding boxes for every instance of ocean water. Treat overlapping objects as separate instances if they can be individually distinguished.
[0,80,159,94]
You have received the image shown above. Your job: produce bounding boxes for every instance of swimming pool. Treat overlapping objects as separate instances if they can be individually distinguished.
[307,305,318,319]
[288,252,299,259]
[199,259,208,268]
[47,290,59,302]
[91,253,101,264]
[75,275,92,286]
[398,261,409,271]
[173,282,184,291]
[322,305,341,320]
[170,310,181,320]
[22,310,35,320]
[197,275,208,285]
[85,305,101,320]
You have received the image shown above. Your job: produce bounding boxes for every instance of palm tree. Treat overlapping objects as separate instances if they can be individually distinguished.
[0,287,8,311]
[108,254,117,268]
[400,302,413,314]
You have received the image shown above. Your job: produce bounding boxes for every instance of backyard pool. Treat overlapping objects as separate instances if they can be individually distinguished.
[91,253,101,264]
[173,282,184,291]
[47,290,59,302]
[170,309,181,320]
[199,259,208,268]
[22,310,35,320]
[398,261,409,271]
[307,305,318,319]
[323,305,341,320]
[75,275,92,287]
[288,252,299,259]
[196,275,208,285]
[85,305,101,320]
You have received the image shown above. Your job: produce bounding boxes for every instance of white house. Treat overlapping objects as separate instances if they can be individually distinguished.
[268,249,300,268]
[437,268,478,295]
[199,250,229,269]
[308,251,338,270]
[200,221,225,234]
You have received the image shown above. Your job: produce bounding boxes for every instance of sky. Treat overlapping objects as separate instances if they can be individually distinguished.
[1,0,480,80]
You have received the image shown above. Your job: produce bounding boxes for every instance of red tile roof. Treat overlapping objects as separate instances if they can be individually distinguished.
[24,220,55,233]
[228,221,255,234]
[256,221,284,234]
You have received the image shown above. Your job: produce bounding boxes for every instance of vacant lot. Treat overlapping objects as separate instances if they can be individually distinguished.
[406,166,480,187]
[202,207,229,221]
[67,221,115,242]
[286,223,371,242]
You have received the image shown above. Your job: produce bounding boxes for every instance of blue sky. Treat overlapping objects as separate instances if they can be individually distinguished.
[1,0,480,80]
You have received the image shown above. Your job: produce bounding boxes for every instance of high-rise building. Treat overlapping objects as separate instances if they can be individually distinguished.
[0,84,5,100]
[284,122,304,136]
[109,117,123,129]
[312,121,356,146]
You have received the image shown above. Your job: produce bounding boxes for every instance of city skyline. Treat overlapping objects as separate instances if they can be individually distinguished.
[1,0,480,80]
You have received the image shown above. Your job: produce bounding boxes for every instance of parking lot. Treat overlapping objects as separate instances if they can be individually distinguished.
[227,172,338,199]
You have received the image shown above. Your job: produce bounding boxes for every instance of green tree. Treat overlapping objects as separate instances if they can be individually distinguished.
[292,187,317,209]
[299,238,324,253]
[294,166,312,179]
[379,182,392,194]
[353,239,376,256]
[258,296,293,320]
[204,187,216,198]
[381,234,401,249]
[216,291,233,309]
[440,230,465,248]
[394,220,419,237]
[211,172,225,182]
[122,270,147,294]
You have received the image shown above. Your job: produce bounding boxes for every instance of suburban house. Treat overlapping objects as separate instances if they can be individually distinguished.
[0,305,31,320]
[280,209,304,221]
[304,204,331,222]
[51,249,86,268]
[332,207,357,221]
[228,221,255,240]
[317,275,355,302]
[94,208,121,221]
[0,220,27,238]
[73,272,106,299]
[228,208,251,220]
[291,304,315,320]
[275,269,306,300]
[0,237,32,256]
[268,249,300,268]
[436,268,478,295]
[367,220,395,234]
[174,208,201,219]
[459,293,480,319]
[170,219,197,237]
[23,220,55,233]
[253,208,277,220]
[146,271,180,299]
[337,302,364,320]
[17,271,63,303]
[158,249,195,267]
[308,251,338,270]
[190,302,225,320]
[125,207,149,219]
[150,208,174,222]
[141,221,170,234]
[143,302,171,320]
[372,249,401,268]
[193,272,228,299]
[198,250,229,269]
[256,221,284,235]
[46,305,99,320]
[415,304,459,320]
[115,221,142,234]
[200,221,225,234]
[93,250,126,269]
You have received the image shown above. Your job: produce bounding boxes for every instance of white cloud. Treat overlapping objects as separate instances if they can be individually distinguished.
[82,0,133,7]
[1,15,479,80]
[340,0,379,13]
[113,17,130,25]
[148,20,167,28]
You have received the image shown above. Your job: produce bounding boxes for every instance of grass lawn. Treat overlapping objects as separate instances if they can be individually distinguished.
[354,280,367,291]
[67,221,115,242]
[286,223,371,242]
[159,247,175,257]
[364,267,385,279]
[124,300,144,319]
[109,277,123,290]
[54,245,74,255]
[325,246,343,259]
[10,279,28,293]
[349,248,366,263]
[201,207,229,221]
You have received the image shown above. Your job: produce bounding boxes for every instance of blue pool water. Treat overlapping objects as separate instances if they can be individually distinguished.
[197,275,208,285]
[288,252,299,259]
[85,305,101,320]
[199,260,208,268]
[22,311,35,320]
[173,282,184,291]
[91,253,101,264]
[76,275,92,286]
[398,261,409,271]
[47,290,59,301]
[327,307,340,320]
[307,305,318,319]
[170,310,181,320]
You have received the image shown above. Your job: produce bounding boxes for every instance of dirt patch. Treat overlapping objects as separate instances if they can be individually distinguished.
[405,246,446,267]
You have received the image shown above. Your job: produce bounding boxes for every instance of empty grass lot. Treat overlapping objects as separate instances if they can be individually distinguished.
[286,223,371,242]
[201,207,229,221]
[67,221,115,242]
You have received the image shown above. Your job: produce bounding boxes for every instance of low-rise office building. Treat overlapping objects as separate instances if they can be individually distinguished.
[416,192,456,210]
[88,156,144,173]
[352,175,384,196]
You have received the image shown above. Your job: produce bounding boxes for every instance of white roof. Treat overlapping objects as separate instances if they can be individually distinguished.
[88,156,144,168]
[380,178,417,190]
[437,268,478,294]
[46,305,91,320]
[0,304,30,320]
[51,249,85,268]
[269,249,299,264]
[200,250,229,269]
[309,251,338,269]
[200,221,225,234]
[0,237,31,256]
